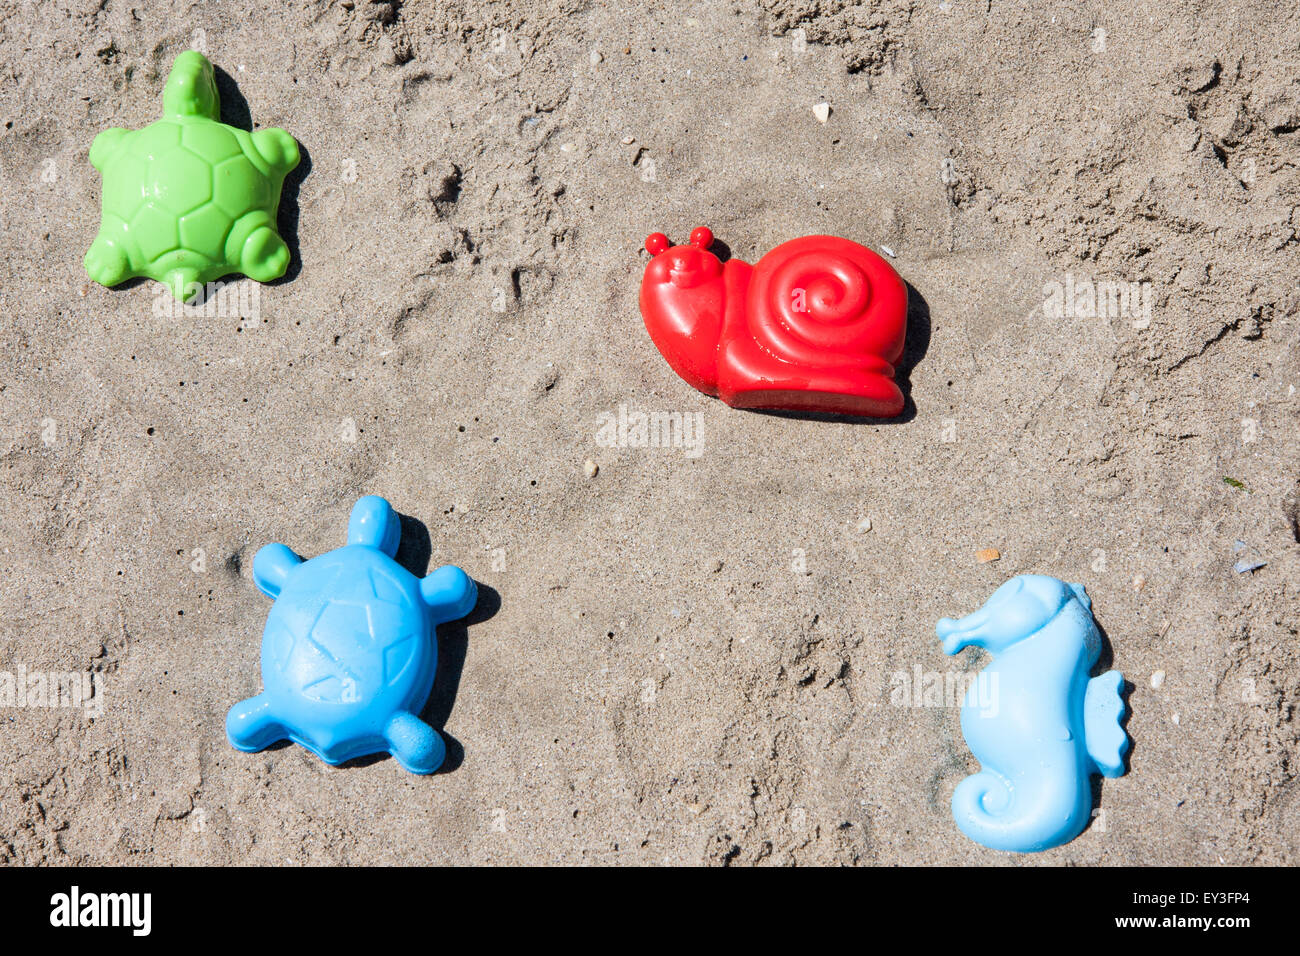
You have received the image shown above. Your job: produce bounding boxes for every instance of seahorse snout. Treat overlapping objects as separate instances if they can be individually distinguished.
[936,594,1003,653]
[937,575,1074,654]
[936,614,981,654]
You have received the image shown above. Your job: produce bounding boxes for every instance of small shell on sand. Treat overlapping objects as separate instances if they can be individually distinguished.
[813,102,831,123]
[975,548,1001,563]
[583,459,599,478]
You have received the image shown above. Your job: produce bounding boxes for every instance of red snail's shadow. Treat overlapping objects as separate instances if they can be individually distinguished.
[213,63,309,289]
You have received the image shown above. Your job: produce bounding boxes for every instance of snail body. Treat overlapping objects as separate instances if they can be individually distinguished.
[639,227,908,416]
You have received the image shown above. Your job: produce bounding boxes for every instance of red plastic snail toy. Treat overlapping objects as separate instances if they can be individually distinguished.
[638,227,908,417]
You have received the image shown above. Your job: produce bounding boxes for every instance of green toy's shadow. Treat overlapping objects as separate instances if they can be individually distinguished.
[212,64,309,290]
[270,142,309,288]
[105,276,151,294]
[213,65,253,131]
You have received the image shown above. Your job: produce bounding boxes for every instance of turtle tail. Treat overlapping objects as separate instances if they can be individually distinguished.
[165,267,202,304]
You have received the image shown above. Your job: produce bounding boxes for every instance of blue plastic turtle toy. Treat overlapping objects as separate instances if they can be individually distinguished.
[226,496,477,774]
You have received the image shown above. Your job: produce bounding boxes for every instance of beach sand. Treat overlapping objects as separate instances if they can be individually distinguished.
[0,0,1297,864]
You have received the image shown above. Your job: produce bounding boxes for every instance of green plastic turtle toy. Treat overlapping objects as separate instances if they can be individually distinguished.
[84,50,300,302]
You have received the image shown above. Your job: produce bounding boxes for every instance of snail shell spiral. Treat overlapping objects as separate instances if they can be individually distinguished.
[745,236,906,371]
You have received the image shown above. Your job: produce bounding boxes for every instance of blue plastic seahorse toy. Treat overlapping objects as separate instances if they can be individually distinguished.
[936,574,1129,853]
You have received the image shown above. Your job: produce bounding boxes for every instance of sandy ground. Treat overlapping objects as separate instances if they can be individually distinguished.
[0,0,1297,865]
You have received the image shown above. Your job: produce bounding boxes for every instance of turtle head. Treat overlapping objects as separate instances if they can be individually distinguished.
[347,496,401,557]
[163,50,219,119]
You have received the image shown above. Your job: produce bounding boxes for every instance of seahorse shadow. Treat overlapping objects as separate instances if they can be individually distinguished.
[748,280,931,425]
[1080,616,1135,834]
[212,63,309,288]
[332,512,499,775]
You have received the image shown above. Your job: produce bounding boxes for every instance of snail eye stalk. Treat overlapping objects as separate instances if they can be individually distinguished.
[645,233,670,256]
[689,226,713,250]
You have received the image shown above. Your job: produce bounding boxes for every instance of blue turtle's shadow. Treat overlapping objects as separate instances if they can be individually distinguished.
[325,511,500,776]
[422,584,501,774]
[745,279,931,425]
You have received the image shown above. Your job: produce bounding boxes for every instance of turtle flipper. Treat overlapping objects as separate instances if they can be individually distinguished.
[89,127,131,171]
[384,711,445,774]
[84,232,132,288]
[253,543,303,599]
[250,127,300,175]
[226,693,288,752]
[238,225,290,283]
[420,565,477,623]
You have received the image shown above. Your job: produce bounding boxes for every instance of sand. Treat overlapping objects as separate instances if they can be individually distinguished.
[0,0,1297,865]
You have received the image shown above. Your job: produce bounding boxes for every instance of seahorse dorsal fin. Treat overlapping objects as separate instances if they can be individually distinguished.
[1084,670,1129,777]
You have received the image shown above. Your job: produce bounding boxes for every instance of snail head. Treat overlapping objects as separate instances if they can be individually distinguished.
[643,227,720,289]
